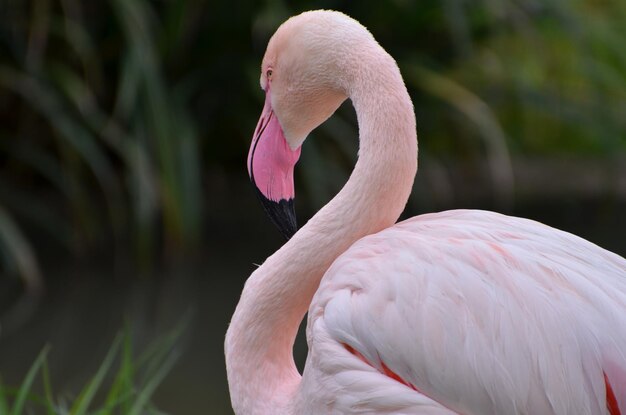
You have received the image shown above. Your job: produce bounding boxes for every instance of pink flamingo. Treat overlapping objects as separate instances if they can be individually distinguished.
[225,10,626,415]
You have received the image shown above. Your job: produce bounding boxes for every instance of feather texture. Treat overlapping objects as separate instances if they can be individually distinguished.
[302,210,626,414]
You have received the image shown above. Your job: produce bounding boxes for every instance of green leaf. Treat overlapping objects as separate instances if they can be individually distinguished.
[103,326,135,413]
[0,377,10,415]
[70,335,122,415]
[10,345,50,415]
[128,348,179,415]
[42,356,56,415]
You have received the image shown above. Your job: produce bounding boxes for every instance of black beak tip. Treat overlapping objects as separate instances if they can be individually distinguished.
[255,190,298,240]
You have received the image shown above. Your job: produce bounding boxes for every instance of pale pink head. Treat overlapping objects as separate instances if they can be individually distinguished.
[248,12,366,238]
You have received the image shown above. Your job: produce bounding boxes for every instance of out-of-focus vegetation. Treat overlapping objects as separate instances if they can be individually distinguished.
[0,325,181,414]
[1,0,625,292]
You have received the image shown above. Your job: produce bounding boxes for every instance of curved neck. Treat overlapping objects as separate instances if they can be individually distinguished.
[225,49,417,415]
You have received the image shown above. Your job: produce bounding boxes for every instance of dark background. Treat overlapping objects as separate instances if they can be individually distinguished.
[0,0,625,413]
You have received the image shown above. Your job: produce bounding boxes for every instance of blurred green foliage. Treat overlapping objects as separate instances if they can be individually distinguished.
[0,0,625,289]
[0,323,182,414]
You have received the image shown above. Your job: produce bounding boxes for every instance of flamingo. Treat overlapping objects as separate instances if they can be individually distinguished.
[225,10,626,415]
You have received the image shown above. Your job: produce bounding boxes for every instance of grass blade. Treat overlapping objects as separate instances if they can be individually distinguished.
[70,335,122,415]
[10,345,50,415]
[0,377,10,415]
[42,357,56,415]
[102,326,134,413]
[129,348,179,415]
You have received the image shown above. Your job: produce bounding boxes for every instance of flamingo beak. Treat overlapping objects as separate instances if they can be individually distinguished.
[247,88,301,240]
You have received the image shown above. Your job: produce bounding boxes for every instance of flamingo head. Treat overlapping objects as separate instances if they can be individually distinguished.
[248,11,364,239]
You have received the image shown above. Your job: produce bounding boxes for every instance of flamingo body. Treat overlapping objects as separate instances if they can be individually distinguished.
[301,209,626,414]
[225,10,626,414]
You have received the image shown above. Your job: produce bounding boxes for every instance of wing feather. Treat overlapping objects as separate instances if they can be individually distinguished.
[302,210,626,414]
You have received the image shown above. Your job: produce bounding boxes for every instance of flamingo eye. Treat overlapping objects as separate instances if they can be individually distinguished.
[266,69,273,80]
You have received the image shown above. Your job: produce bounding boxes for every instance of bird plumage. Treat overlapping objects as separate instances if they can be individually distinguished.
[302,210,626,413]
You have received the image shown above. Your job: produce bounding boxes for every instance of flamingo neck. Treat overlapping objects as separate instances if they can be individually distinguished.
[225,47,417,415]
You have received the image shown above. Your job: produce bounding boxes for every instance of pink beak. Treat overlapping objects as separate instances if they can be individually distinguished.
[248,87,301,239]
